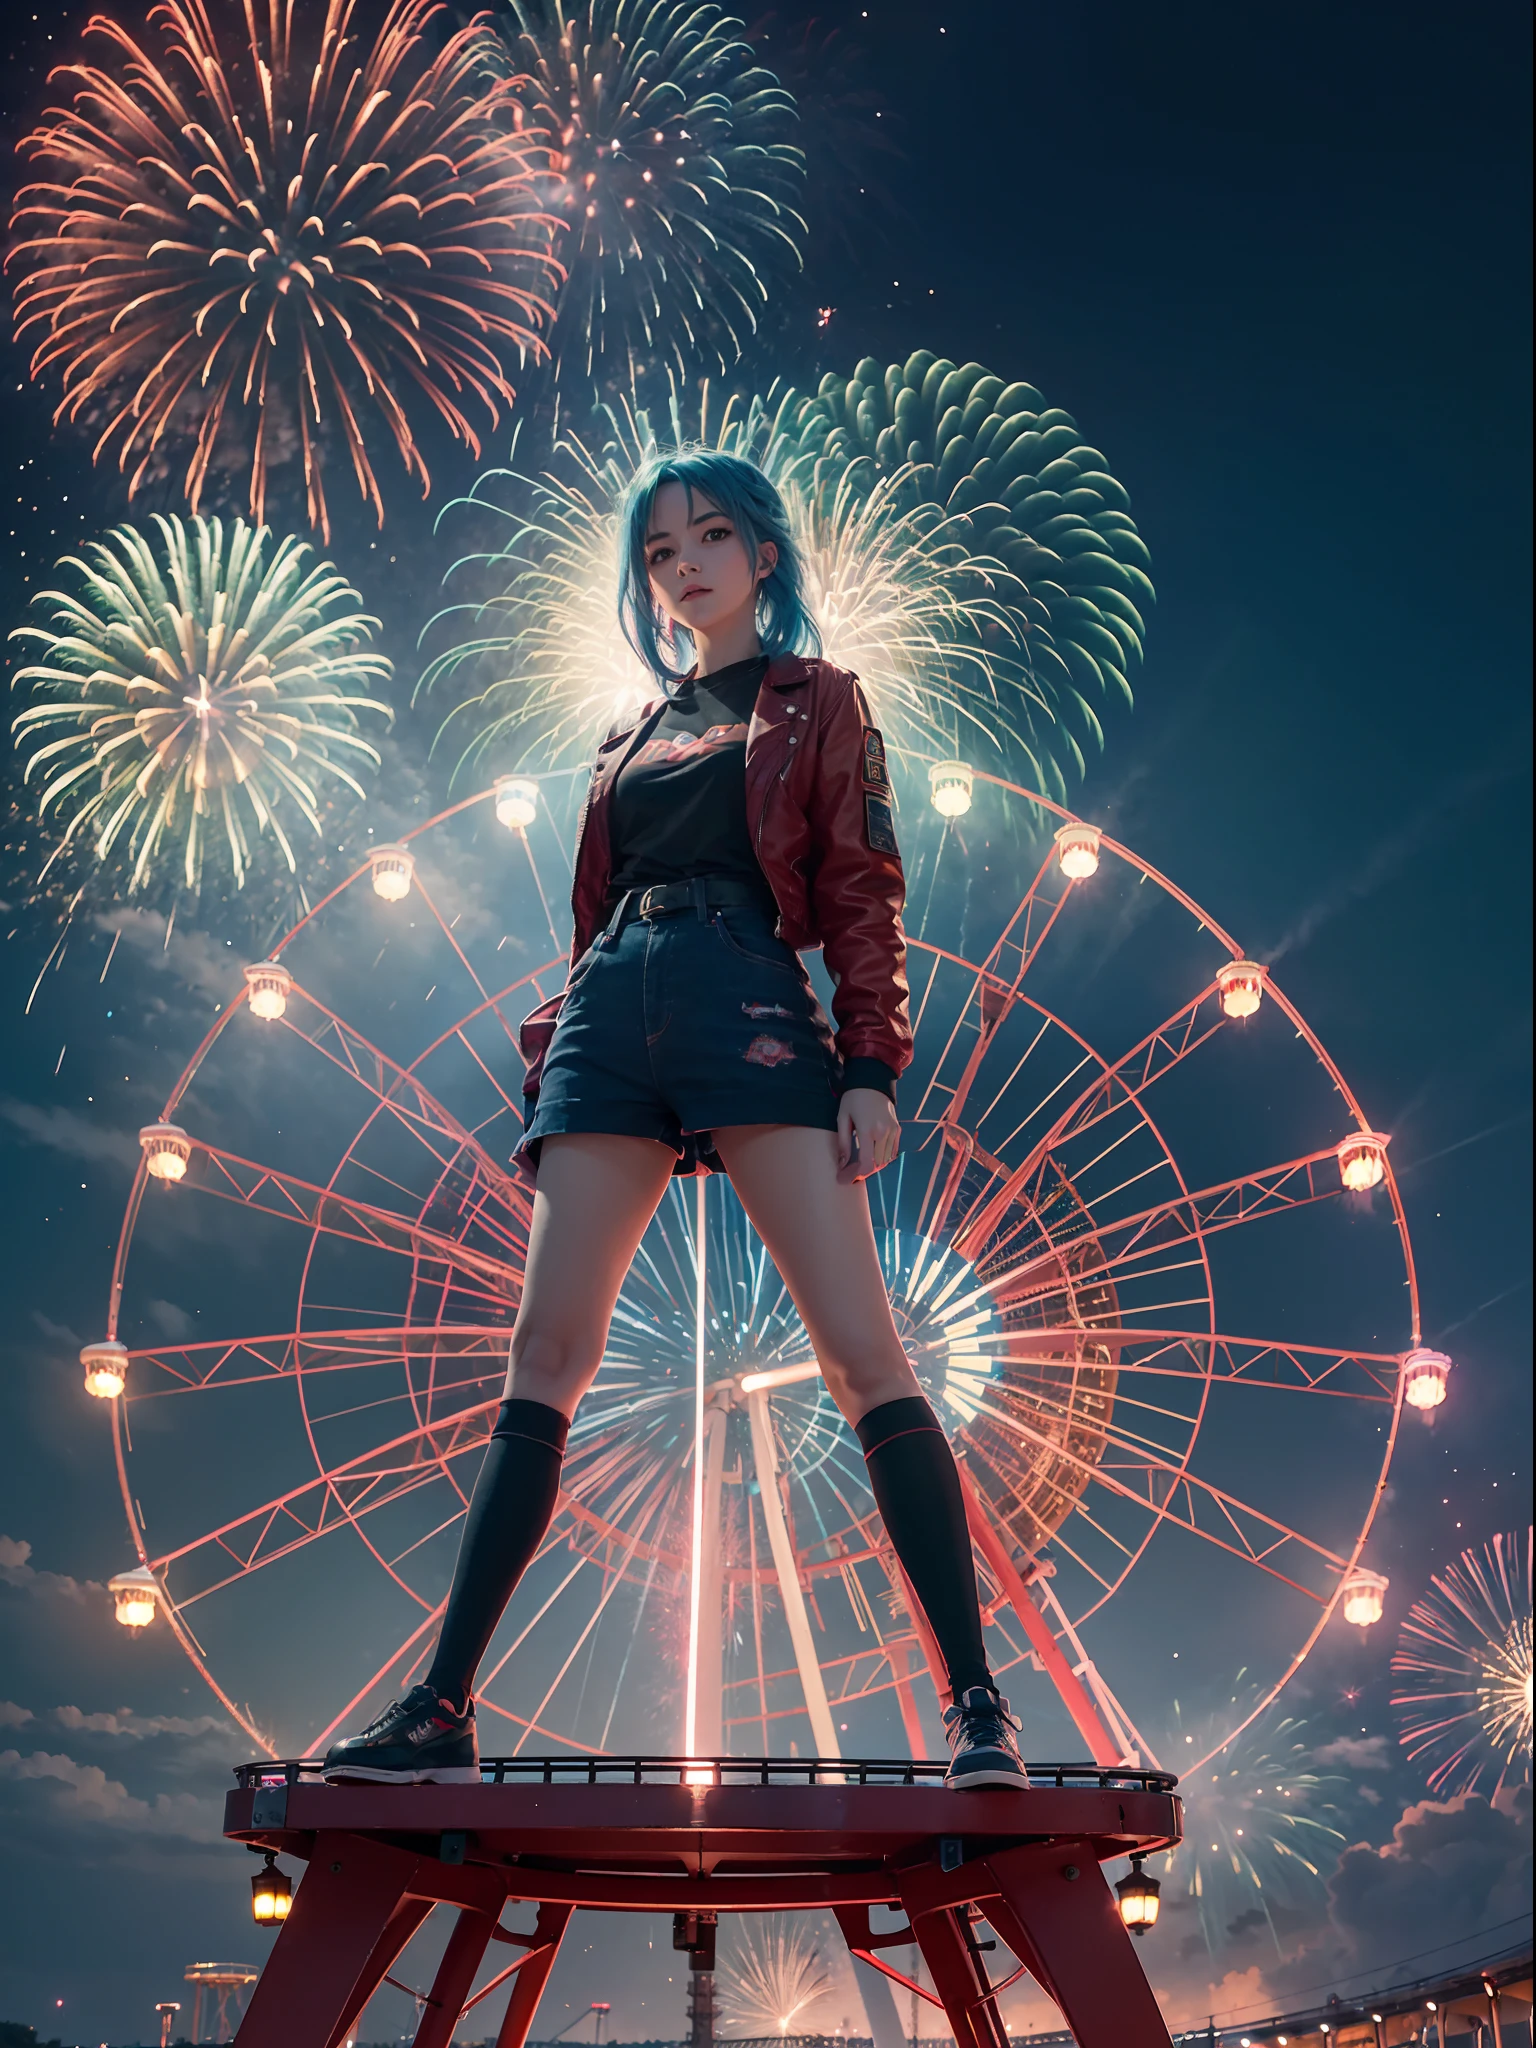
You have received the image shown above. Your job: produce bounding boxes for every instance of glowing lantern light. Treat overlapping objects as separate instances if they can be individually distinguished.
[250,1850,292,1925]
[109,1564,160,1628]
[1341,1567,1388,1629]
[1216,959,1264,1019]
[139,1123,192,1182]
[81,1340,128,1400]
[928,760,974,818]
[1401,1347,1453,1413]
[1115,1856,1161,1934]
[243,960,292,1021]
[495,776,540,831]
[1054,821,1102,880]
[369,843,415,901]
[1337,1129,1389,1191]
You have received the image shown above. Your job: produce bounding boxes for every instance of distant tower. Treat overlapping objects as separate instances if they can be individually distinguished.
[673,1911,717,2047]
[154,2005,180,2048]
[184,1961,260,2042]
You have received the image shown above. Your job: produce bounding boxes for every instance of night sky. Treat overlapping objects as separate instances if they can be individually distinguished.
[0,0,1530,2041]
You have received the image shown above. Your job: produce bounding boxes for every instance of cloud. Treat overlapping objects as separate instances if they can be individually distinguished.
[0,1097,141,1168]
[54,1704,231,1740]
[30,1309,82,1351]
[0,1534,100,1602]
[0,1701,34,1728]
[1327,1787,1532,1963]
[1311,1734,1391,1770]
[0,1747,217,1836]
[1158,1965,1275,2031]
[144,1298,195,1342]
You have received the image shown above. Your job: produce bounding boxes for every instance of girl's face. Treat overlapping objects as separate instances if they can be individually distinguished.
[643,480,777,649]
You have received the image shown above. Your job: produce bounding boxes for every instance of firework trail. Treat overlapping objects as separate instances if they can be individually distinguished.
[8,0,563,542]
[1161,1684,1345,1956]
[719,1913,837,2032]
[493,0,804,385]
[10,515,392,895]
[1392,1527,1533,1797]
[417,381,1052,784]
[799,352,1154,800]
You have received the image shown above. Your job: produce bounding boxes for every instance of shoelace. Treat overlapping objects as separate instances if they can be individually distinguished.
[944,1694,1022,1735]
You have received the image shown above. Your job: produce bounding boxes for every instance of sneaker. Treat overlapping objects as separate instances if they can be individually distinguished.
[321,1683,480,1784]
[943,1686,1031,1790]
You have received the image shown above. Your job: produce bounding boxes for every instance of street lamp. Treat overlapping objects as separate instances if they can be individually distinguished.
[1115,1855,1161,1934]
[251,1849,292,1925]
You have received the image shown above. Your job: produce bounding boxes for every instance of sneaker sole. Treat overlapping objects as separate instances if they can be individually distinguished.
[320,1764,481,1785]
[946,1765,1033,1790]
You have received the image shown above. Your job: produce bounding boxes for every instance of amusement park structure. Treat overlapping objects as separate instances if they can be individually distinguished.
[182,1961,259,2042]
[79,763,1448,2036]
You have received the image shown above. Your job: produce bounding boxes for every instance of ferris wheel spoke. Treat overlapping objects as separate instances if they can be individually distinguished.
[946,983,1233,1253]
[970,1140,1362,1286]
[413,875,523,1055]
[149,1400,497,1604]
[119,1326,510,1399]
[994,1327,1401,1401]
[975,1390,1352,1597]
[270,984,532,1230]
[176,1143,520,1299]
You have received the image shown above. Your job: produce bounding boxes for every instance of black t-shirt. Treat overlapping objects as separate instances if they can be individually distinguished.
[608,656,770,895]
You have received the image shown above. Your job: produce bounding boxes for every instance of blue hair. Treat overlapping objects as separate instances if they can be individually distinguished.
[617,448,821,682]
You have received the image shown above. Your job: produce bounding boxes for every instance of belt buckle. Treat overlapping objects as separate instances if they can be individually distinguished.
[639,885,664,921]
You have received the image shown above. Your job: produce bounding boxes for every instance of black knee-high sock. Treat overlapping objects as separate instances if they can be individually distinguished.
[426,1398,569,1706]
[856,1395,993,1702]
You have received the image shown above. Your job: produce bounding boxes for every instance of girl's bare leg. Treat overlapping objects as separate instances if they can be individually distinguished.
[503,1132,679,1413]
[709,1122,921,1423]
[713,1121,999,1713]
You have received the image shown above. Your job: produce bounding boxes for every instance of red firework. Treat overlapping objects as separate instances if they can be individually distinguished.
[8,0,565,540]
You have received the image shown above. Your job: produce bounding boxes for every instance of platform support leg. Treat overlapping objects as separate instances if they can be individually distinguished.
[237,1833,420,2048]
[413,1907,502,2048]
[901,1902,1010,2048]
[981,1840,1173,2048]
[323,1895,435,2048]
[494,1902,575,2048]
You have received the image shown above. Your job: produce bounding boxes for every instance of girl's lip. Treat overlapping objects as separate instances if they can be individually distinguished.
[679,584,710,601]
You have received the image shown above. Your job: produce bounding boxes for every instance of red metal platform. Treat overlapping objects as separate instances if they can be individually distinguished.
[225,1756,1182,2048]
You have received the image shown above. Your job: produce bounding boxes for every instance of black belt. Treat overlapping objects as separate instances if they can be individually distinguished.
[600,874,776,941]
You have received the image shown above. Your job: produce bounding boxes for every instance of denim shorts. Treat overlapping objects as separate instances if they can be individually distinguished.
[520,899,842,1175]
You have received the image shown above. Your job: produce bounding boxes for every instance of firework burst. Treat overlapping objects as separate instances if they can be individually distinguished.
[719,1914,837,2033]
[419,383,1048,782]
[1391,1527,1533,1797]
[10,514,392,894]
[494,0,804,384]
[1161,1686,1345,1955]
[8,0,563,542]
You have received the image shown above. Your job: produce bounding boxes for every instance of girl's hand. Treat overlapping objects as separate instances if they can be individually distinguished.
[836,1087,901,1184]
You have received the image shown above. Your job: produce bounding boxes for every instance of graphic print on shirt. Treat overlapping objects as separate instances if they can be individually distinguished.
[628,721,748,769]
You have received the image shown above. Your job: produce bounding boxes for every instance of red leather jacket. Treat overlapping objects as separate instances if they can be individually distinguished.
[518,654,913,1102]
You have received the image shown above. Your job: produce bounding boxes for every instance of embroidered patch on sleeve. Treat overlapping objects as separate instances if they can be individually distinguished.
[864,792,899,855]
[861,725,890,792]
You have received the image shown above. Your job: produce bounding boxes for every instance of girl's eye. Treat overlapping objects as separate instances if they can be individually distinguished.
[648,546,673,567]
[702,524,730,542]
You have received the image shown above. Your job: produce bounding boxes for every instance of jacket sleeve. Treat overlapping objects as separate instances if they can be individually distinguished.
[805,675,913,1085]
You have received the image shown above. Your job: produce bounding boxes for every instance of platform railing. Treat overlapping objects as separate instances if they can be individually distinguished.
[232,1752,1180,1792]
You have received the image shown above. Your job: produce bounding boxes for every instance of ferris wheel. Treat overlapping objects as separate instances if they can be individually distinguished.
[85,764,1448,1775]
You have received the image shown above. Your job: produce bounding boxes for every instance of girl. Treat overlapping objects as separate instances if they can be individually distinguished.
[324,451,1029,1790]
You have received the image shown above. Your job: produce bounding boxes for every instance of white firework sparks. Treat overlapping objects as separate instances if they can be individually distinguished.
[1392,1527,1533,1797]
